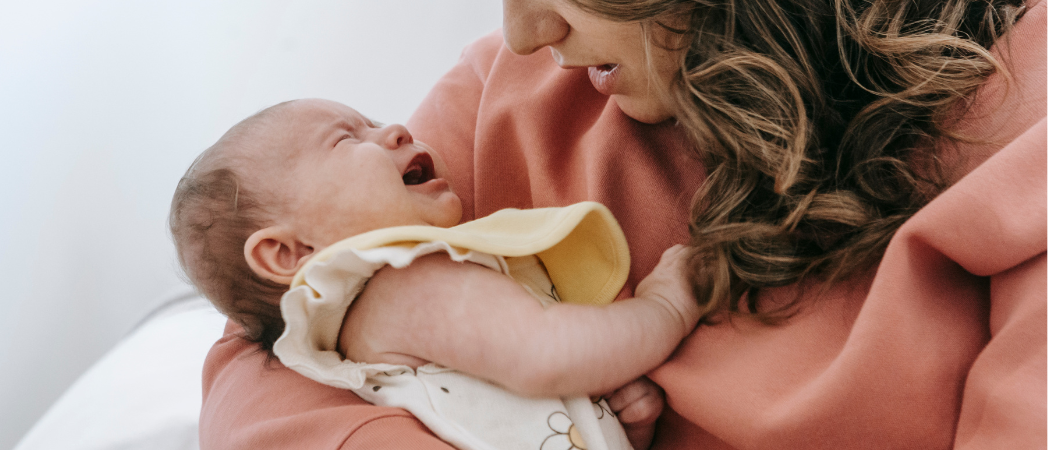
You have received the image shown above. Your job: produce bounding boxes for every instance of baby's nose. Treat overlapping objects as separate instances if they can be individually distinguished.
[379,123,413,149]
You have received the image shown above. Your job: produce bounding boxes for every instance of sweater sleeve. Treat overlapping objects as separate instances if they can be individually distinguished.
[199,32,505,450]
[199,323,457,449]
[950,120,1046,449]
[341,416,458,449]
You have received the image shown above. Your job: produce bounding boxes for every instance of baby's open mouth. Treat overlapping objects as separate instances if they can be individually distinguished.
[402,152,436,186]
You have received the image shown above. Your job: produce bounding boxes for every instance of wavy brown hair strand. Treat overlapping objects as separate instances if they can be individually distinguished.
[570,0,1024,323]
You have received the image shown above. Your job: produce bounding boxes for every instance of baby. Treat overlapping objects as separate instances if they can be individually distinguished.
[170,99,699,450]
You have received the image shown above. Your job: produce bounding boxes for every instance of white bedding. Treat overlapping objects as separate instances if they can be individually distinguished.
[14,287,226,450]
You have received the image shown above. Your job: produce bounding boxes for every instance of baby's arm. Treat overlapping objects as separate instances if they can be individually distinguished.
[339,245,698,397]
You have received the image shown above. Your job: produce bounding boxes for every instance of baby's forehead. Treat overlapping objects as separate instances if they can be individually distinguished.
[270,102,362,147]
[223,99,368,163]
[287,99,366,125]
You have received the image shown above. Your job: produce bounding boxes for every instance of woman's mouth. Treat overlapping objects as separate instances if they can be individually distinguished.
[588,64,619,96]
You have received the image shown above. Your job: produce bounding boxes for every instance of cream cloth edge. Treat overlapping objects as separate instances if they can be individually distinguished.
[287,202,630,309]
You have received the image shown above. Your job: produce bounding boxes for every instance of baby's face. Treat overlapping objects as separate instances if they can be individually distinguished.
[264,99,462,247]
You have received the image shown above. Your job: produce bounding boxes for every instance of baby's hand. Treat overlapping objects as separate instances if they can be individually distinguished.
[634,244,700,336]
[607,377,664,450]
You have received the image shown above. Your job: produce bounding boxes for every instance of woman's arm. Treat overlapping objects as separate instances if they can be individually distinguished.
[339,246,698,397]
[200,322,457,450]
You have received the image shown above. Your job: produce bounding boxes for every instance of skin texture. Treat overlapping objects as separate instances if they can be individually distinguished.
[502,0,683,124]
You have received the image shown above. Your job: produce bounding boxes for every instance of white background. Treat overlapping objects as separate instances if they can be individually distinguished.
[0,1,503,447]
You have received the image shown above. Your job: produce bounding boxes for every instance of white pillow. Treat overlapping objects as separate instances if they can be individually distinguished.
[14,287,226,450]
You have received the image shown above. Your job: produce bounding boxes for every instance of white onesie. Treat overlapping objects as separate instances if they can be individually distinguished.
[273,203,635,450]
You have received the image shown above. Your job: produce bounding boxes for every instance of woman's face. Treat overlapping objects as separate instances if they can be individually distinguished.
[502,0,683,124]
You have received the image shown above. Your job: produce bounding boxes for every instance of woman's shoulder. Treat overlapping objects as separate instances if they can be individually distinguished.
[941,0,1046,179]
[456,30,503,81]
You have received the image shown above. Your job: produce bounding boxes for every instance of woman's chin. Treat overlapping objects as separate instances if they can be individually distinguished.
[614,95,675,124]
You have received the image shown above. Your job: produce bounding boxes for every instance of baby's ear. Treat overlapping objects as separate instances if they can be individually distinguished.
[244,226,315,285]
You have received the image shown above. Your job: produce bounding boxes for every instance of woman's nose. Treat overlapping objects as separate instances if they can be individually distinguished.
[502,0,569,55]
[375,123,413,149]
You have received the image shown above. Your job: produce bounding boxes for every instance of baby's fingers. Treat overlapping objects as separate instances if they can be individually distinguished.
[641,245,690,286]
[636,244,699,330]
[607,377,664,426]
[654,244,688,271]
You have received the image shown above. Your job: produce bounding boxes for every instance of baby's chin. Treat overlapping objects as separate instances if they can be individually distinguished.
[431,193,463,228]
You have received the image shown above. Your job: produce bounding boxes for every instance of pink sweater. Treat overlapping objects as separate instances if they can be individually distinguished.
[199,3,1045,448]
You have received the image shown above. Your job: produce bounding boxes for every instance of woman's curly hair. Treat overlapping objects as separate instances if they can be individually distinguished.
[570,0,1025,321]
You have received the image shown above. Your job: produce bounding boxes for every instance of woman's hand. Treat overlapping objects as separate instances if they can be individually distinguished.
[607,377,665,450]
[634,244,700,338]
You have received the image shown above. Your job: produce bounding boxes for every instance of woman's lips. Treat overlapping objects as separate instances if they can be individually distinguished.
[588,64,619,96]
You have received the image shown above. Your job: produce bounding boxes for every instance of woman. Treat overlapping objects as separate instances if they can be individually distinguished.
[199,0,1045,448]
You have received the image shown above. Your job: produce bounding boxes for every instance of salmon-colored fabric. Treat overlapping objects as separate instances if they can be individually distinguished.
[199,4,1046,448]
[408,32,704,293]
